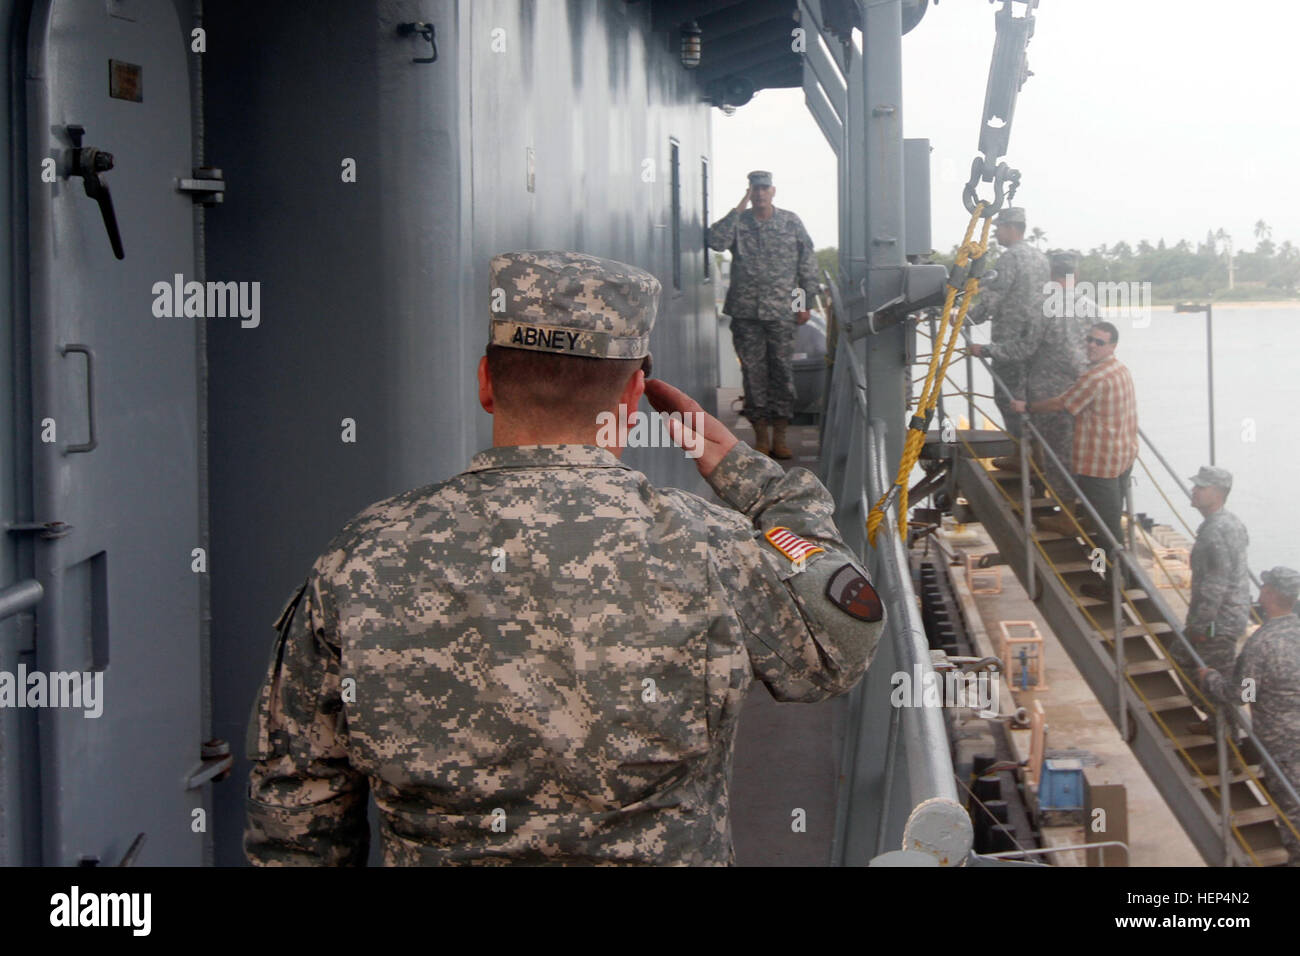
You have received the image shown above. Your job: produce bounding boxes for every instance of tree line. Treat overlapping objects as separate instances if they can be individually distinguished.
[814,220,1300,302]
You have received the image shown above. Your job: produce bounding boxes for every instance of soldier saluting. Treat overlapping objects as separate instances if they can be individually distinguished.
[708,170,818,460]
[243,251,884,866]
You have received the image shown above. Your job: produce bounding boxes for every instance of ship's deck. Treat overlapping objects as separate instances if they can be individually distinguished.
[717,386,1207,866]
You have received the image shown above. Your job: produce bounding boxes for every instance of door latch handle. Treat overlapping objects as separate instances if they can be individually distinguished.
[66,125,125,260]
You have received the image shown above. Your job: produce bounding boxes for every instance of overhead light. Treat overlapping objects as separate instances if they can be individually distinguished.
[680,20,702,69]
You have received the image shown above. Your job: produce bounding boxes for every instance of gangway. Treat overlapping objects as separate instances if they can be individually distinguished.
[923,355,1300,866]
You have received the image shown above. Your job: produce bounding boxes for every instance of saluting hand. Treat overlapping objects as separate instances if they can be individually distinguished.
[644,379,740,479]
[736,190,751,213]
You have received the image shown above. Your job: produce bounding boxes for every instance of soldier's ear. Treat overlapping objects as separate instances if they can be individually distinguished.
[478,354,496,415]
[620,367,646,413]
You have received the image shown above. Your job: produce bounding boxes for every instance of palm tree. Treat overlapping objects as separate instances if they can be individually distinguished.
[1216,228,1235,290]
[1254,219,1272,243]
[1029,226,1047,250]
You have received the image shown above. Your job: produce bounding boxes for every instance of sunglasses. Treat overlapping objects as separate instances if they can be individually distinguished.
[1086,336,1110,346]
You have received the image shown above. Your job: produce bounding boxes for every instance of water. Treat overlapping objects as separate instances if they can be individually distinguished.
[958,304,1300,578]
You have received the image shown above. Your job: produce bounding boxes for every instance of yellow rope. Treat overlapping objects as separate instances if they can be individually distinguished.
[867,204,991,545]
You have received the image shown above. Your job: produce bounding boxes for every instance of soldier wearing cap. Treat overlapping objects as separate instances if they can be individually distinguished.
[243,250,885,866]
[1201,566,1300,865]
[708,170,818,460]
[967,207,1050,459]
[1009,249,1091,497]
[1179,466,1252,674]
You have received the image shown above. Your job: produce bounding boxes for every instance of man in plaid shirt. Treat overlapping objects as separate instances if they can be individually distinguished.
[1012,321,1137,566]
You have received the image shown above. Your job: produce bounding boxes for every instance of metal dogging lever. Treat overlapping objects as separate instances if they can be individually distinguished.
[66,124,124,260]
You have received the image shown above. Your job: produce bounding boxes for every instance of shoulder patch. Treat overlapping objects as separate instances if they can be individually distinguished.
[826,563,883,622]
[764,526,825,564]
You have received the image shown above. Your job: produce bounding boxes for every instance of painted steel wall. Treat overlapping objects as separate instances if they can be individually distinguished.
[1,0,35,867]
[203,0,717,864]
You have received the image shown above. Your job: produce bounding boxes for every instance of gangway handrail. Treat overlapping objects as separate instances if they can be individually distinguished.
[1138,426,1264,591]
[952,336,1300,849]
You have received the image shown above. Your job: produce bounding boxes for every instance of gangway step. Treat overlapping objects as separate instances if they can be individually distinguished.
[1119,622,1172,638]
[1143,694,1196,714]
[1250,847,1290,867]
[1195,766,1263,789]
[1232,805,1279,827]
[1125,659,1174,677]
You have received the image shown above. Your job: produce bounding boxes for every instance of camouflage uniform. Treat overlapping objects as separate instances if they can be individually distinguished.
[968,215,1049,439]
[243,251,885,866]
[1204,607,1300,865]
[1022,285,1091,494]
[1177,509,1251,676]
[708,175,817,423]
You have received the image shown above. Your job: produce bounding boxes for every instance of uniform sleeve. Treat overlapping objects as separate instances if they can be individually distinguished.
[704,442,885,701]
[968,247,1018,325]
[708,208,739,252]
[244,565,370,866]
[1201,665,1231,705]
[793,214,818,300]
[1231,633,1265,707]
[985,309,1049,378]
[1186,528,1228,636]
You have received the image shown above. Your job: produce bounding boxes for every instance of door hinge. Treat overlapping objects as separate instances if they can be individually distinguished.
[178,167,226,205]
[186,738,233,789]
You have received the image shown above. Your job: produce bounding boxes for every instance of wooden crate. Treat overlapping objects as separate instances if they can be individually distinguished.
[998,620,1048,691]
[965,552,1003,594]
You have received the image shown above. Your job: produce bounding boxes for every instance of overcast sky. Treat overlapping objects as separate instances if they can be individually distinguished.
[712,0,1300,256]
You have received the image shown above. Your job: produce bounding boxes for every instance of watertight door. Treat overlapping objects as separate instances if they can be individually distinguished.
[26,0,204,865]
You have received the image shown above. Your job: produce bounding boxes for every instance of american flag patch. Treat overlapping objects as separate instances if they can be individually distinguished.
[764,527,825,564]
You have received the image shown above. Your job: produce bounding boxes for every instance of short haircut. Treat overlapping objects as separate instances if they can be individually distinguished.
[1091,321,1119,345]
[485,344,642,425]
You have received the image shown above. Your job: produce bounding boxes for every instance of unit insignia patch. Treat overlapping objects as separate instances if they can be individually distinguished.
[825,563,883,622]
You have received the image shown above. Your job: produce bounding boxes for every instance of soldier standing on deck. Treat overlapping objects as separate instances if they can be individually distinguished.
[967,207,1050,466]
[1201,567,1300,866]
[1177,466,1251,690]
[243,251,885,866]
[708,170,818,460]
[1002,250,1091,499]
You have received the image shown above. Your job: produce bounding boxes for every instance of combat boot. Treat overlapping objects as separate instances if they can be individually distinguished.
[752,421,771,454]
[771,420,793,459]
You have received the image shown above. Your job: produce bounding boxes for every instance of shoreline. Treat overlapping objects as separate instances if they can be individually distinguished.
[1147,300,1300,309]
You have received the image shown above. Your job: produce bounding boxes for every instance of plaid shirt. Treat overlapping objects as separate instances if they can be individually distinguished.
[1060,356,1138,478]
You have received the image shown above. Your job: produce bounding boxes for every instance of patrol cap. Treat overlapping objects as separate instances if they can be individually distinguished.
[1049,250,1079,274]
[489,251,659,360]
[1189,465,1232,491]
[747,170,773,187]
[994,206,1026,226]
[1260,567,1300,601]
